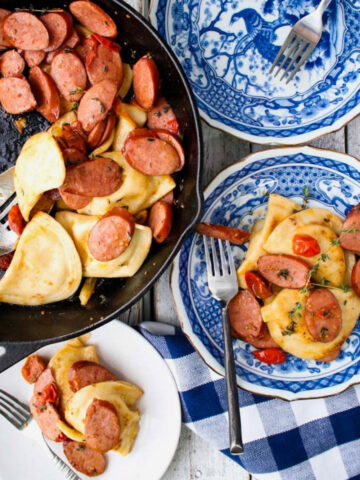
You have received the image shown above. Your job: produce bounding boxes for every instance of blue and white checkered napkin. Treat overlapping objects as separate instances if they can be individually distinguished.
[140,328,360,480]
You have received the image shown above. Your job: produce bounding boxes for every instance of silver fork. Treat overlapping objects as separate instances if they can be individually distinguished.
[0,389,81,480]
[202,237,243,454]
[0,193,18,256]
[269,0,332,83]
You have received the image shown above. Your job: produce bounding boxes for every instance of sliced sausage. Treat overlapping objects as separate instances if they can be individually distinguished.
[41,12,73,52]
[65,28,80,48]
[50,51,87,102]
[45,49,61,65]
[122,135,181,176]
[351,260,360,297]
[88,207,135,261]
[160,190,174,205]
[244,323,279,349]
[62,123,87,154]
[340,205,360,254]
[60,157,122,197]
[34,367,56,396]
[85,399,121,452]
[99,112,116,145]
[30,400,65,442]
[69,1,117,38]
[8,204,26,235]
[0,9,11,48]
[63,440,106,476]
[0,50,25,77]
[87,119,106,149]
[196,223,250,245]
[153,129,185,171]
[29,66,61,123]
[62,147,87,165]
[86,44,123,87]
[305,288,342,342]
[0,76,36,114]
[147,97,179,135]
[68,361,117,392]
[21,354,46,384]
[60,189,91,210]
[77,79,117,132]
[318,349,341,362]
[46,188,61,201]
[2,12,49,50]
[149,201,173,243]
[133,56,160,110]
[257,254,310,289]
[0,252,14,270]
[228,289,263,339]
[23,50,46,68]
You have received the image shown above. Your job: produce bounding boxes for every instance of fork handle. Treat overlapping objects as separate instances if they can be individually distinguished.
[222,306,243,454]
[316,0,332,15]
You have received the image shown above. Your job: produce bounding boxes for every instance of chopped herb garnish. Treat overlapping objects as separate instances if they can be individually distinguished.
[300,287,309,294]
[15,7,63,13]
[277,269,289,279]
[341,227,360,234]
[63,48,72,53]
[281,320,297,336]
[320,253,329,262]
[162,106,170,113]
[69,87,84,95]
[104,65,109,73]
[302,185,311,209]
[320,327,328,340]
[77,444,85,451]
[38,404,47,411]
[289,302,302,319]
[92,97,105,113]
[147,137,155,142]
[340,283,350,293]
[331,238,341,246]
[154,111,161,117]
[323,217,330,223]
[321,277,330,286]
[71,101,79,110]
[344,300,348,306]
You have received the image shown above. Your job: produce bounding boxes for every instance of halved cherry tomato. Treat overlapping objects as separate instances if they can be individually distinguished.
[41,383,58,404]
[8,204,26,235]
[91,33,121,53]
[83,36,98,69]
[0,252,14,270]
[113,97,122,116]
[292,234,321,257]
[252,348,287,364]
[244,271,272,300]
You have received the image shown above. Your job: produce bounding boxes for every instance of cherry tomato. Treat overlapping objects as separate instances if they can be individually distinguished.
[0,252,14,270]
[91,33,121,53]
[244,271,272,300]
[83,36,98,69]
[292,234,321,257]
[57,432,68,442]
[166,118,180,136]
[252,348,287,364]
[35,383,59,407]
[8,204,26,236]
[112,97,122,116]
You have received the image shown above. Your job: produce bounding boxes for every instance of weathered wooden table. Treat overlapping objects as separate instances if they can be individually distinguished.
[123,1,360,478]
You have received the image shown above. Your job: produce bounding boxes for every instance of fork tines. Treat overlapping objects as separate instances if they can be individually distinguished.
[269,31,315,83]
[203,237,235,277]
[0,389,31,430]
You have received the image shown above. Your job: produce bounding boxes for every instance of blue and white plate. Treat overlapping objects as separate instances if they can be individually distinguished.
[150,0,360,145]
[171,147,360,400]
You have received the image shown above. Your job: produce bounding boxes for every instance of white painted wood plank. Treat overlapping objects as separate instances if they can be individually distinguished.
[161,425,191,480]
[346,117,360,157]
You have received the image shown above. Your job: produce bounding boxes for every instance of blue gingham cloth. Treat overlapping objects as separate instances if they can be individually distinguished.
[140,328,360,480]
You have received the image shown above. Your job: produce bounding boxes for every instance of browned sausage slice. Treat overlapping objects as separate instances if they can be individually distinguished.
[305,288,342,342]
[86,45,123,87]
[87,119,106,149]
[68,361,117,392]
[352,260,360,297]
[2,12,49,50]
[99,112,116,145]
[340,204,360,254]
[30,400,65,442]
[50,51,87,102]
[41,12,73,52]
[65,28,80,48]
[243,323,279,349]
[0,50,25,77]
[63,440,106,476]
[85,399,121,452]
[23,50,46,68]
[88,207,135,261]
[60,190,91,210]
[153,129,185,171]
[149,201,173,243]
[62,123,87,154]
[78,79,117,132]
[21,354,46,384]
[228,289,263,339]
[0,77,36,114]
[147,97,179,135]
[60,157,122,197]
[257,254,310,289]
[133,56,160,110]
[196,223,250,245]
[62,147,87,165]
[0,9,11,48]
[46,188,61,201]
[34,367,56,395]
[160,190,174,205]
[122,135,181,175]
[29,66,61,123]
[69,1,117,38]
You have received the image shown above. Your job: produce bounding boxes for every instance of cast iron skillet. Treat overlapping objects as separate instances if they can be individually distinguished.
[0,0,203,371]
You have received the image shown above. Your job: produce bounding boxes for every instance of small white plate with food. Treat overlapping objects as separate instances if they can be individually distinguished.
[0,321,181,479]
[172,146,360,400]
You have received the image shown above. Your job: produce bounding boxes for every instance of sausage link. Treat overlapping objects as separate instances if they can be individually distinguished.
[257,254,310,289]
[0,252,14,270]
[0,77,36,114]
[340,204,360,254]
[85,399,121,452]
[0,9,11,48]
[77,79,117,132]
[50,51,87,102]
[8,204,26,235]
[149,201,173,243]
[23,50,46,68]
[228,289,263,339]
[2,12,49,50]
[69,1,117,38]
[21,354,46,384]
[99,112,116,145]
[68,361,117,392]
[30,400,65,442]
[0,50,25,77]
[65,28,80,48]
[196,223,250,245]
[88,207,135,261]
[86,44,123,87]
[153,129,185,171]
[147,97,179,135]
[29,66,61,123]
[351,260,360,297]
[60,190,91,210]
[62,147,87,165]
[87,119,106,149]
[133,56,160,110]
[63,441,106,476]
[62,123,87,154]
[41,11,73,52]
[305,288,342,343]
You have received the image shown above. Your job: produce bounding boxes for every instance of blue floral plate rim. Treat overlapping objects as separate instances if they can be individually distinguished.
[171,146,360,400]
[149,0,360,145]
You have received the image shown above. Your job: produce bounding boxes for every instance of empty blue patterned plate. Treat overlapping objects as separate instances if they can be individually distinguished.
[150,0,360,145]
[171,147,360,400]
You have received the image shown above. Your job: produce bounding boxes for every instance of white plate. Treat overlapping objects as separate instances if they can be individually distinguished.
[0,321,181,480]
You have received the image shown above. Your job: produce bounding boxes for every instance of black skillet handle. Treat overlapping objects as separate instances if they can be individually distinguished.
[0,342,43,373]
